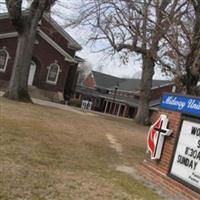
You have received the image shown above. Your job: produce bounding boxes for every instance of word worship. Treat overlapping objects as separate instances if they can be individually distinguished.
[191,126,200,137]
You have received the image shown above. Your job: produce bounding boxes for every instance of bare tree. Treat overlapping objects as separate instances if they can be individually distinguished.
[157,1,200,95]
[67,0,187,125]
[3,0,56,101]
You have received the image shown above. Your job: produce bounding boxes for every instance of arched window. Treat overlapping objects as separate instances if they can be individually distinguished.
[46,63,61,84]
[0,49,9,72]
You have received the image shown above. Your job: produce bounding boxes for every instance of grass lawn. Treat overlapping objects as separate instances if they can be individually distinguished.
[0,97,163,200]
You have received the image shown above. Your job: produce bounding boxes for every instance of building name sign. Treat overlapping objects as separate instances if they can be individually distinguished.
[160,93,200,116]
[170,120,200,192]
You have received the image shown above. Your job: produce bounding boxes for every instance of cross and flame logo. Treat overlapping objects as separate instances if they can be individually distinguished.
[147,115,172,160]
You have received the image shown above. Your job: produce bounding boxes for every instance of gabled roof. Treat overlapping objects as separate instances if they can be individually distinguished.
[114,79,172,92]
[43,14,82,50]
[0,30,77,63]
[0,12,82,50]
[74,55,85,63]
[92,71,125,89]
[37,29,77,63]
[91,70,172,92]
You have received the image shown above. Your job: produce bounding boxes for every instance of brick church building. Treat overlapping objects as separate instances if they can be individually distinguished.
[75,71,174,120]
[0,12,82,102]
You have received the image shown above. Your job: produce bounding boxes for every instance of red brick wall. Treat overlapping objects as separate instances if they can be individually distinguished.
[0,16,78,93]
[151,85,173,100]
[0,18,15,34]
[139,109,200,200]
[0,37,17,81]
[32,34,71,92]
[83,73,96,88]
[150,110,160,124]
[40,19,77,57]
[0,35,71,92]
[0,16,77,56]
[0,35,73,93]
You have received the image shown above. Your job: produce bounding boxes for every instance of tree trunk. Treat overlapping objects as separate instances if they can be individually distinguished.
[135,55,155,125]
[4,22,38,102]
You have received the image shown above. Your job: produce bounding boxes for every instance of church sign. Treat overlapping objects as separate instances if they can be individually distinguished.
[160,93,200,116]
[160,94,200,193]
[144,93,200,198]
[169,119,200,193]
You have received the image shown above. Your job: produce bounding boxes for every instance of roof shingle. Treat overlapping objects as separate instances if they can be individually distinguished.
[92,71,172,92]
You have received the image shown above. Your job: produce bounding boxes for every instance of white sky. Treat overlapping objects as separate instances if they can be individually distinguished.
[52,1,169,80]
[0,0,169,80]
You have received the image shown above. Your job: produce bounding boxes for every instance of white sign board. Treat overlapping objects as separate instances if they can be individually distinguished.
[170,120,200,192]
[81,100,93,110]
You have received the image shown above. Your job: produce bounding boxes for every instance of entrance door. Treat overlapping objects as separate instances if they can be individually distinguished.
[28,61,36,86]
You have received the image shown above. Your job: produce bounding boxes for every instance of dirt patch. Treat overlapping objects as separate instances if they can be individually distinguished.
[116,165,136,176]
[106,133,123,155]
[0,97,163,200]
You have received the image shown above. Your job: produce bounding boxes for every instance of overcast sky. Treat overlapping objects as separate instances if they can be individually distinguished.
[0,0,169,80]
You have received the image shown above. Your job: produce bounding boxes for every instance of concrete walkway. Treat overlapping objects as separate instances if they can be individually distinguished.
[0,91,94,116]
[0,91,4,97]
[0,91,131,119]
[32,98,87,115]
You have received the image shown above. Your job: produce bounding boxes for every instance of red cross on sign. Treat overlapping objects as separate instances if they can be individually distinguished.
[147,115,172,160]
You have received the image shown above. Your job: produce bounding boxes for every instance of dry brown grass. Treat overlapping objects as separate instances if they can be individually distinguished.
[0,97,163,200]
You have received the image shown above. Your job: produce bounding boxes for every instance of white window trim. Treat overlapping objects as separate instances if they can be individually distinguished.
[46,63,61,85]
[0,49,9,72]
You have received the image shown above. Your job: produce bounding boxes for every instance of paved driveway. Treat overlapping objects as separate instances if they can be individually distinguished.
[32,98,87,115]
[0,91,4,97]
[0,91,93,116]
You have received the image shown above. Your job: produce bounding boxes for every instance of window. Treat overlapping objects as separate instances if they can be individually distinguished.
[46,63,61,84]
[0,49,9,72]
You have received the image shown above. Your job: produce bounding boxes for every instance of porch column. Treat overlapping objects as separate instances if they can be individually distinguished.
[112,103,117,115]
[123,105,127,117]
[117,104,122,116]
[104,100,108,113]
